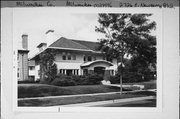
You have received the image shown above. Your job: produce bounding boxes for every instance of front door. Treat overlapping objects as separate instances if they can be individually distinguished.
[94,67,105,76]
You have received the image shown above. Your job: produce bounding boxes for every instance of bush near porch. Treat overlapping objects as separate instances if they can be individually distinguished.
[51,74,104,86]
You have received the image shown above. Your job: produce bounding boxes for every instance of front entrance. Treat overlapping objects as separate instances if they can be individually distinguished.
[94,66,105,76]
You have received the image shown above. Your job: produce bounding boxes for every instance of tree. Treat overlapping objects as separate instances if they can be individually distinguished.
[95,13,156,93]
[39,49,57,83]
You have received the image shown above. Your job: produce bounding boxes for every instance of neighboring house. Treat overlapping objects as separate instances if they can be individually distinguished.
[28,60,35,80]
[17,34,29,81]
[30,30,118,81]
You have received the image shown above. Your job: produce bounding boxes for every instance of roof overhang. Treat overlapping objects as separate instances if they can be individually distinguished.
[81,60,114,67]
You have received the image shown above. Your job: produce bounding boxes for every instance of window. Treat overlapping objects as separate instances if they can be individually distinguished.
[87,56,92,61]
[38,70,40,76]
[72,55,76,60]
[103,56,106,60]
[94,56,96,61]
[62,55,66,60]
[84,56,86,61]
[59,69,62,74]
[67,55,71,60]
[29,66,34,70]
[17,73,19,78]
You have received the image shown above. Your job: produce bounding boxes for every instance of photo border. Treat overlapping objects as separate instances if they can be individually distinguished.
[10,7,163,113]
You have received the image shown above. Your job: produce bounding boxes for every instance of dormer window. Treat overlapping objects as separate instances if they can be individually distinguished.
[37,43,47,52]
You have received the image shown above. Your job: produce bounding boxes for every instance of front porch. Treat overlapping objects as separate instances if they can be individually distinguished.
[80,60,117,76]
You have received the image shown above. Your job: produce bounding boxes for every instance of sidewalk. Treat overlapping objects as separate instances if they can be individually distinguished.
[54,96,156,107]
[18,89,155,101]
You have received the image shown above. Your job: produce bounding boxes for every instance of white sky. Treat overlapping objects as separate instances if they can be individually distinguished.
[13,8,105,58]
[13,8,157,58]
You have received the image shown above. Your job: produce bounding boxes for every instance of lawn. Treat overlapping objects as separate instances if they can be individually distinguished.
[18,91,156,107]
[18,84,128,98]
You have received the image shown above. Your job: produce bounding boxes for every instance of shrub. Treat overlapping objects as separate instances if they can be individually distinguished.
[49,73,104,86]
[109,73,143,84]
[71,75,87,85]
[51,77,76,86]
[109,75,120,84]
[122,72,142,83]
[85,74,104,85]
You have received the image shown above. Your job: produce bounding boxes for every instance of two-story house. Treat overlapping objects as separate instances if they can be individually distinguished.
[30,30,118,81]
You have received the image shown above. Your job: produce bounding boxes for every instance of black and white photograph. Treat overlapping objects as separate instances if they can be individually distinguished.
[13,8,159,108]
[1,1,179,119]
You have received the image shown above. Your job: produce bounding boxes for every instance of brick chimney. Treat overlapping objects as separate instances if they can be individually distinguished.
[45,29,54,47]
[22,33,28,50]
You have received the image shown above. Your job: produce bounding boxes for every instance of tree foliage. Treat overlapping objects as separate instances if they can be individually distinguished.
[39,49,57,83]
[95,13,156,81]
[96,13,156,65]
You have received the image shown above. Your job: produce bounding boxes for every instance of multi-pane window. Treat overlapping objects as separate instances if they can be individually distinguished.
[87,56,92,61]
[84,56,86,61]
[29,66,34,70]
[62,55,66,60]
[72,55,76,60]
[67,55,71,60]
[62,53,76,61]
[94,56,96,61]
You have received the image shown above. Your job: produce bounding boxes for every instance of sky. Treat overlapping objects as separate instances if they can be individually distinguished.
[13,8,105,58]
[13,8,157,58]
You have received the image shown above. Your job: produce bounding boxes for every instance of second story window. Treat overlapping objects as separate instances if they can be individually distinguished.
[84,56,86,62]
[87,56,92,61]
[93,56,96,61]
[62,55,66,60]
[67,55,71,60]
[72,55,76,60]
[103,56,106,60]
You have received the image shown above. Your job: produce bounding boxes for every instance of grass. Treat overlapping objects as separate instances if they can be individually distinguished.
[18,91,156,107]
[18,84,128,98]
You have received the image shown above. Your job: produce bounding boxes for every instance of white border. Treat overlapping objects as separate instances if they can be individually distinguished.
[11,7,163,113]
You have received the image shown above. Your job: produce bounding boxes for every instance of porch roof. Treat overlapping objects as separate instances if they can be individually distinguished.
[81,60,114,67]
